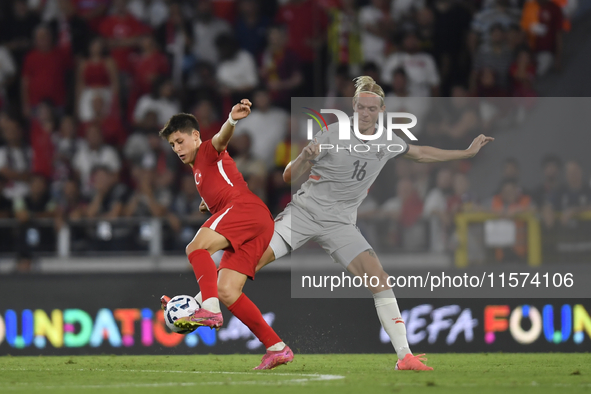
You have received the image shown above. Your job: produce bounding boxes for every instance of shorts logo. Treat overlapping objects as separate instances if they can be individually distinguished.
[194,170,202,186]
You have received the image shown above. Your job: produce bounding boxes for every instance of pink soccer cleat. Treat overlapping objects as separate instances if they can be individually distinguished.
[395,353,433,371]
[254,346,294,370]
[173,308,223,331]
[160,295,171,311]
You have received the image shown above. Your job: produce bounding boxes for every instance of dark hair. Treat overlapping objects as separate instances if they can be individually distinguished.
[361,61,379,74]
[31,172,50,183]
[86,36,109,58]
[65,176,81,188]
[500,179,518,189]
[335,63,350,78]
[159,113,200,139]
[215,33,239,60]
[396,28,418,46]
[268,23,287,33]
[91,165,113,175]
[489,22,506,33]
[508,23,521,32]
[151,76,171,99]
[392,67,407,78]
[504,157,519,167]
[541,154,562,168]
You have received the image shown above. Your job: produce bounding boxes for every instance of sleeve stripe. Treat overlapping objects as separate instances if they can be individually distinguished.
[217,160,234,187]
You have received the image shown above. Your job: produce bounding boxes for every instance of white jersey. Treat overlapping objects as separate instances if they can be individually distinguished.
[292,119,408,224]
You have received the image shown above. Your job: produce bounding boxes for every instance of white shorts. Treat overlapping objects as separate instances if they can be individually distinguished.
[269,203,372,268]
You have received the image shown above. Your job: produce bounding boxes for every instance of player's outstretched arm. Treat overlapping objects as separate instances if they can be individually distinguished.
[283,141,320,183]
[403,134,494,163]
[212,99,252,153]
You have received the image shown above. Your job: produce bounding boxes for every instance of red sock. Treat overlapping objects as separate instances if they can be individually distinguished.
[228,293,281,349]
[188,249,218,301]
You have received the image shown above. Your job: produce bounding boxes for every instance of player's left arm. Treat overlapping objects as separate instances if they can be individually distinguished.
[403,134,494,163]
[211,99,252,153]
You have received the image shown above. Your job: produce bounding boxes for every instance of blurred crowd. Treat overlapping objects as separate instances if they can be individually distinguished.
[0,0,586,268]
[356,155,591,263]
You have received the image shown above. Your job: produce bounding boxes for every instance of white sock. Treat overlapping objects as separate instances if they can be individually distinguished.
[373,289,411,360]
[267,341,286,351]
[201,297,221,313]
[195,292,203,305]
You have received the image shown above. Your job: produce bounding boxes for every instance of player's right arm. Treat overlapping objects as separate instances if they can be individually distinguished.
[212,99,252,153]
[283,141,320,183]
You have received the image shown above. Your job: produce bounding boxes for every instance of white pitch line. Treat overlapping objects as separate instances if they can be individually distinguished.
[0,367,345,389]
[122,369,345,380]
[0,379,332,391]
[0,367,344,380]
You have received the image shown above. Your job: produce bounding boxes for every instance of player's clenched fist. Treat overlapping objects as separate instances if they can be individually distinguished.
[302,140,320,161]
[199,199,209,213]
[230,99,252,121]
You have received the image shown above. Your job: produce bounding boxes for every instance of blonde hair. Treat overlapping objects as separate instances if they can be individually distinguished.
[353,76,385,106]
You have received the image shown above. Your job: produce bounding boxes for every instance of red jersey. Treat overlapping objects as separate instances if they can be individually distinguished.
[131,51,170,95]
[535,2,563,53]
[22,49,67,107]
[275,0,328,62]
[83,60,111,87]
[192,139,262,214]
[98,14,150,72]
[30,120,55,179]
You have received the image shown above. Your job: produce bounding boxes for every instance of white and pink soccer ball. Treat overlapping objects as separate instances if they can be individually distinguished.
[164,295,201,333]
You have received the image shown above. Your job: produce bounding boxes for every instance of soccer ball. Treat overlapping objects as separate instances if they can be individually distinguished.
[164,295,201,333]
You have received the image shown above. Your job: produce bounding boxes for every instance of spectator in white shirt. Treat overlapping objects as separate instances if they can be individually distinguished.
[381,30,440,97]
[72,123,121,198]
[0,116,30,200]
[423,167,454,252]
[127,0,169,28]
[391,0,425,22]
[0,44,16,104]
[385,67,431,134]
[133,78,181,127]
[359,0,394,67]
[215,34,259,101]
[234,89,288,168]
[192,0,232,65]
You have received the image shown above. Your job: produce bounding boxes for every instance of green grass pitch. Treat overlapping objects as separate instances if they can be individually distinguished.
[0,354,590,394]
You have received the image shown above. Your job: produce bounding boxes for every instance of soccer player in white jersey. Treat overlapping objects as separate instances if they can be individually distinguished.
[194,76,492,370]
[253,76,494,371]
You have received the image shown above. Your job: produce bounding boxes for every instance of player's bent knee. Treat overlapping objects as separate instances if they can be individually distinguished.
[186,228,229,256]
[255,247,276,273]
[185,241,211,256]
[217,283,240,306]
[185,243,199,257]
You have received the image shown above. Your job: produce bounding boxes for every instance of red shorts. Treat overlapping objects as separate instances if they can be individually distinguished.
[203,202,274,280]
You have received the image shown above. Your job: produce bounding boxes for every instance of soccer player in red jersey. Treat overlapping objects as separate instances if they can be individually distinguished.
[159,100,293,370]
